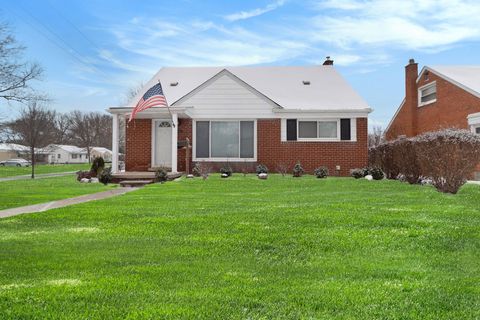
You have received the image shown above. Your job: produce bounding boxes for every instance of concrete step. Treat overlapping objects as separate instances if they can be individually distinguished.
[119,180,154,187]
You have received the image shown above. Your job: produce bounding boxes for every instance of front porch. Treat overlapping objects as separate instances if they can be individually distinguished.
[109,106,193,176]
[112,171,184,186]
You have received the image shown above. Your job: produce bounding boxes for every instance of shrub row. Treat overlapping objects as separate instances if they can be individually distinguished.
[192,161,332,179]
[369,129,480,194]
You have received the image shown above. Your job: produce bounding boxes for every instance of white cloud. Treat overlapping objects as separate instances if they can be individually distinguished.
[224,0,286,22]
[107,19,307,67]
[311,0,480,51]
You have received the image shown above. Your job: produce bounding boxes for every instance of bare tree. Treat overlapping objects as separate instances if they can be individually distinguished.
[68,111,112,162]
[0,23,43,104]
[53,113,72,144]
[123,81,144,105]
[368,126,385,148]
[4,101,56,178]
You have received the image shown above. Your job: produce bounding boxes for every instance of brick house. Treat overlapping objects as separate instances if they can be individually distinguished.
[108,59,372,176]
[385,59,480,179]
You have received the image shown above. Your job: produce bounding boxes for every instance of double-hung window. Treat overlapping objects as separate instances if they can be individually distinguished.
[298,120,339,140]
[195,120,255,160]
[419,82,437,106]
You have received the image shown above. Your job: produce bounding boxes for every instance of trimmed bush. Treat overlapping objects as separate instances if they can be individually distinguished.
[369,143,399,179]
[366,167,384,180]
[314,166,329,178]
[256,164,268,175]
[392,138,421,184]
[351,168,365,179]
[369,129,480,194]
[415,129,480,194]
[76,170,92,181]
[192,163,202,177]
[220,164,233,177]
[91,157,105,177]
[292,162,304,177]
[99,167,112,185]
[155,167,168,183]
[192,162,211,180]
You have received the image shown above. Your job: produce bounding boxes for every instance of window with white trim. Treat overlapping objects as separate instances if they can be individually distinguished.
[71,154,78,159]
[476,127,480,134]
[195,120,255,159]
[419,82,436,106]
[298,120,339,140]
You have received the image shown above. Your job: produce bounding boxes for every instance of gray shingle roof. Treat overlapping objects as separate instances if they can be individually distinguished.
[129,65,370,111]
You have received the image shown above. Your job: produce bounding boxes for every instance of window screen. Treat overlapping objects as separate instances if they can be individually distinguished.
[318,121,338,138]
[211,121,240,158]
[298,121,317,138]
[240,121,254,158]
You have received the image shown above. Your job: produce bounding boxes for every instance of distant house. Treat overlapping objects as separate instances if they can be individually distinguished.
[108,59,372,175]
[0,143,29,161]
[45,145,88,164]
[90,147,112,162]
[385,59,480,179]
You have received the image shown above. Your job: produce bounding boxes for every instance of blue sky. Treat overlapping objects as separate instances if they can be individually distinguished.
[1,0,480,128]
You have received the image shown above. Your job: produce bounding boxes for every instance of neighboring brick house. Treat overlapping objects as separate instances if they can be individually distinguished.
[108,59,372,176]
[385,59,480,179]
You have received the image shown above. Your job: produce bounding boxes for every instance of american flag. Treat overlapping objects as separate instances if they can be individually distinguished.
[129,82,168,122]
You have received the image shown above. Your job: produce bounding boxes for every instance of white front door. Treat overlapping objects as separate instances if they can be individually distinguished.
[154,120,172,167]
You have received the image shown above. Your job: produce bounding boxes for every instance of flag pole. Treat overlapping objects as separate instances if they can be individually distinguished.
[159,80,175,128]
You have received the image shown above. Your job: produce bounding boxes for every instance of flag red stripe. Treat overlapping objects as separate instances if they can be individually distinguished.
[128,82,169,122]
[136,97,167,111]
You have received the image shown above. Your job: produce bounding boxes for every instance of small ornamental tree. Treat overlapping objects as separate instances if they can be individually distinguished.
[256,164,268,175]
[292,162,304,177]
[314,166,329,178]
[415,129,480,194]
[220,164,233,177]
[275,162,289,177]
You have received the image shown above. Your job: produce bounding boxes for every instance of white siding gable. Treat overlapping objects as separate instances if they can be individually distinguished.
[174,70,278,119]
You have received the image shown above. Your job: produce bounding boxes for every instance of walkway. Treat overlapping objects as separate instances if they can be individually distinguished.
[0,187,138,219]
[0,171,77,182]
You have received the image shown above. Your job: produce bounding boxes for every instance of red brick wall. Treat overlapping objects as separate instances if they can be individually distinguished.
[126,117,369,176]
[386,68,480,139]
[257,118,368,176]
[125,119,151,171]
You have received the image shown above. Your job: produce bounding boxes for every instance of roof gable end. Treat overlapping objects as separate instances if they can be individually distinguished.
[417,66,480,99]
[172,68,281,108]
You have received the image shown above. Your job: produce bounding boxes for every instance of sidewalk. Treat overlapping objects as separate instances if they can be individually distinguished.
[0,171,77,182]
[0,187,138,219]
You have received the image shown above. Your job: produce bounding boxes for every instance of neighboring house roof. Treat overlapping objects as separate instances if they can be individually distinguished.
[0,143,29,152]
[90,147,112,155]
[128,66,370,111]
[419,66,480,98]
[45,144,87,154]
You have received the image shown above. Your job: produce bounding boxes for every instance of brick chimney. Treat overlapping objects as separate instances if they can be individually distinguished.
[323,56,334,65]
[405,58,418,136]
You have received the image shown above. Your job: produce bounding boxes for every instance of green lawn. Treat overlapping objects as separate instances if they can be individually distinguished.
[0,175,479,319]
[0,176,112,210]
[0,163,90,178]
